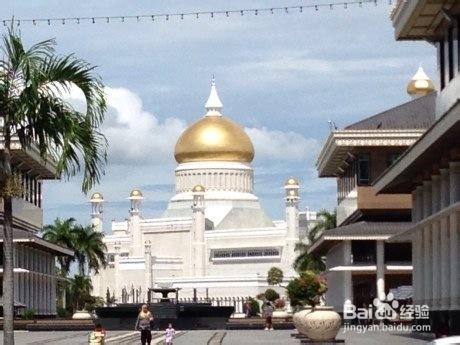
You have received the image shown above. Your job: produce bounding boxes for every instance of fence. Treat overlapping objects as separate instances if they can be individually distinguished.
[178,296,251,314]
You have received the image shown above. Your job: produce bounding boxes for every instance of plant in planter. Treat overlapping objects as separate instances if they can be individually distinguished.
[274,298,286,309]
[272,298,289,319]
[263,288,280,302]
[267,267,284,286]
[287,271,341,341]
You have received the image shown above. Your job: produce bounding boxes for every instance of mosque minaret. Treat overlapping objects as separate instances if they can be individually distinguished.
[90,80,307,301]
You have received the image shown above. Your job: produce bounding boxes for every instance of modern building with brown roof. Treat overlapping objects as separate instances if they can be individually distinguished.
[310,71,436,315]
[0,139,73,316]
[374,0,460,335]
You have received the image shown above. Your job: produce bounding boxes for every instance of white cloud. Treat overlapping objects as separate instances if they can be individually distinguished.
[67,85,319,165]
[246,127,320,161]
[236,56,418,75]
[102,87,186,165]
[67,86,187,165]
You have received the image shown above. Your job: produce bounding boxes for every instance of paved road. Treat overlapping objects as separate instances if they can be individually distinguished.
[0,329,435,344]
[174,330,434,345]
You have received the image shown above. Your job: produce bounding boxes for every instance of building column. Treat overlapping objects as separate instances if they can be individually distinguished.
[423,226,433,307]
[413,231,424,305]
[411,189,418,222]
[343,240,353,305]
[51,276,57,314]
[284,179,300,276]
[144,241,153,297]
[450,211,460,310]
[192,186,206,277]
[431,175,441,213]
[423,180,432,218]
[449,162,460,203]
[440,216,450,310]
[376,240,385,301]
[440,168,450,208]
[415,185,424,222]
[432,221,441,309]
[114,243,121,302]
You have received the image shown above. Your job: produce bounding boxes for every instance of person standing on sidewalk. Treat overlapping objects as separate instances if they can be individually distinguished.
[135,304,154,345]
[88,323,106,345]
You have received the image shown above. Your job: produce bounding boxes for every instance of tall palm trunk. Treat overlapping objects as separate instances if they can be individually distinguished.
[2,133,15,345]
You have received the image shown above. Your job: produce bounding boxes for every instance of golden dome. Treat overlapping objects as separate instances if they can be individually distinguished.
[90,192,104,201]
[174,116,254,163]
[192,185,205,193]
[407,66,435,97]
[129,189,143,198]
[174,79,254,164]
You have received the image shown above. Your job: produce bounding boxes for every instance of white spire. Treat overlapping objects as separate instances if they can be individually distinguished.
[205,76,223,116]
[407,65,435,98]
[412,65,430,81]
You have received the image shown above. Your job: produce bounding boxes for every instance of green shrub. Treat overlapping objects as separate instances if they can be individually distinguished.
[21,309,35,320]
[248,298,260,316]
[57,307,71,318]
[267,267,284,286]
[84,296,105,312]
[263,288,280,302]
[286,270,327,307]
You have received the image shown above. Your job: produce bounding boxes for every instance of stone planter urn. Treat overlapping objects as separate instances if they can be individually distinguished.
[72,310,92,319]
[294,306,341,341]
[292,307,312,335]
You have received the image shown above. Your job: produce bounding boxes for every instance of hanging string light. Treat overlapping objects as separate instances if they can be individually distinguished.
[1,0,391,27]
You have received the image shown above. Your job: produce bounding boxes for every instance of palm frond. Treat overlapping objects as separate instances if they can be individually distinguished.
[1,29,107,193]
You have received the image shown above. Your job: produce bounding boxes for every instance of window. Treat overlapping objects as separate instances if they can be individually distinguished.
[352,241,376,264]
[37,181,42,208]
[453,22,459,76]
[212,248,280,260]
[357,154,370,185]
[28,175,33,203]
[385,243,411,263]
[447,26,455,81]
[337,156,357,204]
[107,253,115,263]
[387,153,399,167]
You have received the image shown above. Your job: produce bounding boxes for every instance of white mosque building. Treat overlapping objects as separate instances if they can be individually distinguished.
[90,81,308,302]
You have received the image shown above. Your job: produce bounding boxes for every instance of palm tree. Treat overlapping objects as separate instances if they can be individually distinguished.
[0,30,106,344]
[73,225,107,276]
[42,218,78,276]
[293,209,337,273]
[308,209,336,244]
[68,275,93,311]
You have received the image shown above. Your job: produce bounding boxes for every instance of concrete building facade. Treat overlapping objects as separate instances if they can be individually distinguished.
[375,0,460,334]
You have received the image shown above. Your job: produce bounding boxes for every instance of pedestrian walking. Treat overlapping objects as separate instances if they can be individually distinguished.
[135,304,154,345]
[164,323,176,345]
[262,301,274,331]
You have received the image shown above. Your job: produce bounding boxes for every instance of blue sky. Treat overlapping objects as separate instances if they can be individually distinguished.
[3,1,436,232]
